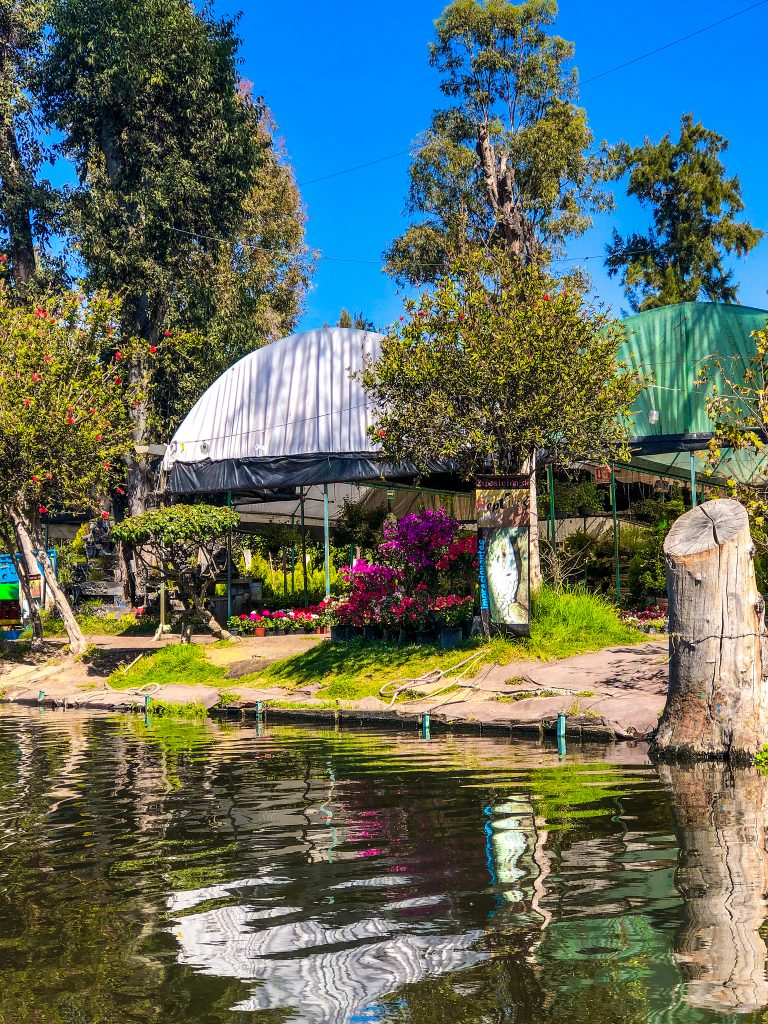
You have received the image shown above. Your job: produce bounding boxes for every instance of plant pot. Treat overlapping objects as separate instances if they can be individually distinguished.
[315,626,324,635]
[274,627,286,636]
[415,631,433,645]
[254,626,266,637]
[398,628,412,645]
[330,624,348,642]
[362,625,380,642]
[383,627,399,643]
[439,626,463,650]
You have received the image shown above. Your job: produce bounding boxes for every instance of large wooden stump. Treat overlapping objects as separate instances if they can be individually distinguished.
[659,763,768,1013]
[652,498,768,762]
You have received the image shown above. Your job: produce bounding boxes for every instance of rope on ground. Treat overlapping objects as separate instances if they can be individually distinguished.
[378,649,487,708]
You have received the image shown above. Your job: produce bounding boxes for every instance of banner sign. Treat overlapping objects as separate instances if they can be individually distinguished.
[476,475,531,637]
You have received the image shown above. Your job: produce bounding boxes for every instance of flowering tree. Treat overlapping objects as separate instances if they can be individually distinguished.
[362,249,644,588]
[0,276,146,653]
[111,504,240,642]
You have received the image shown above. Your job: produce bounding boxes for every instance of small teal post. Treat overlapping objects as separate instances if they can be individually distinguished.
[690,452,698,508]
[610,468,620,604]
[323,483,331,600]
[256,700,263,718]
[557,712,566,756]
[144,694,152,712]
[422,713,431,739]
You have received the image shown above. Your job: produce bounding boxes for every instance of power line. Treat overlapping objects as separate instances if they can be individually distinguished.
[294,0,768,189]
[169,225,662,270]
[580,0,768,85]
[297,150,410,187]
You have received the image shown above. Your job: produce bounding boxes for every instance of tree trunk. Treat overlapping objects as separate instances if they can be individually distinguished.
[6,535,44,648]
[11,510,86,656]
[658,762,768,1013]
[652,498,768,762]
[191,594,236,642]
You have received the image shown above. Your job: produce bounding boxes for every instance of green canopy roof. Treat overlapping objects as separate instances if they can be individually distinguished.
[618,301,768,486]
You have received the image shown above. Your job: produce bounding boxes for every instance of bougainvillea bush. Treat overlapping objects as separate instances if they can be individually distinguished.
[320,506,477,639]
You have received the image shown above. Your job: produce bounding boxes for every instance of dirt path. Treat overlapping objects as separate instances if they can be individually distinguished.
[0,634,668,741]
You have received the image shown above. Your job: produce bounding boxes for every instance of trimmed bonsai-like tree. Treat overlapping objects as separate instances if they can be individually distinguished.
[111,504,240,642]
[0,278,146,654]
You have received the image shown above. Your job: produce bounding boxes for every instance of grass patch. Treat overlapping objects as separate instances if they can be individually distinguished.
[216,690,241,706]
[108,644,228,690]
[248,586,643,699]
[148,699,208,718]
[23,607,160,638]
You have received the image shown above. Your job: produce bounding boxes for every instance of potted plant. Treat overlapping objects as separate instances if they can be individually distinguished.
[432,594,473,649]
[249,612,266,638]
[272,611,287,635]
[227,614,244,636]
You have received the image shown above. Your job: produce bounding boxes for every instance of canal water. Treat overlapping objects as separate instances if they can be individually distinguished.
[1,708,767,1023]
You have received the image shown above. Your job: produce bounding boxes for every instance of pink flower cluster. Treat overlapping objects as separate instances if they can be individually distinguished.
[435,534,478,571]
[379,508,459,568]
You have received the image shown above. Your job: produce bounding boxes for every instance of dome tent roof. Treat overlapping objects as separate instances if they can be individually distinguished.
[163,327,388,494]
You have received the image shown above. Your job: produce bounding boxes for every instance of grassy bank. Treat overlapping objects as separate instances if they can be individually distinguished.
[107,587,644,700]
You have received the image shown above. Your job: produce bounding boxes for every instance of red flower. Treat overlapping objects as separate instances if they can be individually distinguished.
[67,417,74,425]
[149,345,157,354]
[116,487,125,495]
[44,354,51,362]
[107,327,115,335]
[67,406,73,413]
[101,511,109,520]
[49,317,56,325]
[377,428,387,438]
[103,460,110,469]
[114,376,122,384]
[31,372,40,382]
[163,330,171,337]
[416,311,426,317]
[34,307,43,317]
[543,293,550,301]
[458,312,466,320]
[38,506,48,514]
[0,255,6,262]
[45,472,52,480]
[114,351,122,360]
[31,475,39,483]
[91,408,97,415]
[95,434,102,441]
[132,400,139,408]
[23,398,31,407]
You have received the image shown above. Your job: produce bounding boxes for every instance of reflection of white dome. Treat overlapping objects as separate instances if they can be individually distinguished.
[163,327,385,494]
[169,879,485,1024]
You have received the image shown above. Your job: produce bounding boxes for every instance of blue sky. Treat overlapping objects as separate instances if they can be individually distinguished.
[220,0,768,331]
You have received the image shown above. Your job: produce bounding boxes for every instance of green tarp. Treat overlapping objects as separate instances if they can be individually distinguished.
[618,301,768,486]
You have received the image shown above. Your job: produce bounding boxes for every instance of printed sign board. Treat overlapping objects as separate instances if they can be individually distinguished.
[476,475,531,637]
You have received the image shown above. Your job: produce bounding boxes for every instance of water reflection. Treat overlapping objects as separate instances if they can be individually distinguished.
[660,762,768,1014]
[1,709,768,1022]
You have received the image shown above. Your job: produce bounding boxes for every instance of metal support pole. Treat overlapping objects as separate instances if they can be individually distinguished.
[290,513,296,594]
[159,543,166,634]
[323,484,331,600]
[547,463,556,546]
[690,452,698,508]
[226,490,233,621]
[610,468,620,604]
[300,487,308,608]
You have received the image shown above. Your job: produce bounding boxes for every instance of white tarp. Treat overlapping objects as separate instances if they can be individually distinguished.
[163,327,383,473]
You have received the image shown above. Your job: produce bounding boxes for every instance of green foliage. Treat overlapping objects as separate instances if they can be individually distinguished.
[337,309,375,330]
[24,604,158,638]
[216,690,241,707]
[629,496,685,526]
[540,478,605,518]
[607,114,763,311]
[108,643,228,689]
[0,284,144,523]
[239,545,342,607]
[112,504,238,548]
[386,0,611,284]
[363,250,644,478]
[331,498,387,556]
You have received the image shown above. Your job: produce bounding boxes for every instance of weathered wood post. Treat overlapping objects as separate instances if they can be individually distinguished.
[652,498,768,762]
